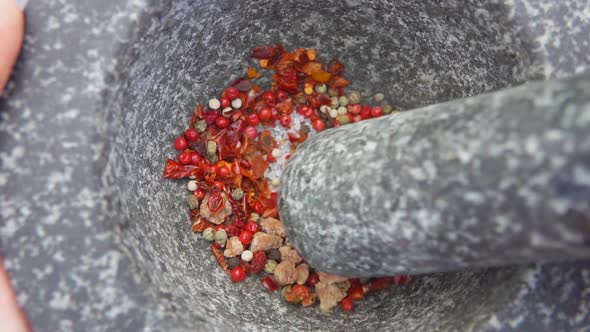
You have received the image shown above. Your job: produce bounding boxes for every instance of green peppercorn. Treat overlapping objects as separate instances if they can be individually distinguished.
[281,285,292,299]
[374,93,385,102]
[207,141,217,154]
[330,96,339,108]
[185,195,199,209]
[196,120,207,132]
[214,229,228,246]
[383,103,395,114]
[338,96,349,107]
[249,213,260,222]
[315,84,327,94]
[336,115,350,125]
[232,188,244,200]
[202,227,215,241]
[348,91,361,104]
[264,259,278,273]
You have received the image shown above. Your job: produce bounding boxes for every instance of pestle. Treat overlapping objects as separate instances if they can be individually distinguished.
[280,73,590,278]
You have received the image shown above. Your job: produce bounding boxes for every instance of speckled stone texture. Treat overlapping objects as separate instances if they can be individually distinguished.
[281,73,590,277]
[1,0,590,331]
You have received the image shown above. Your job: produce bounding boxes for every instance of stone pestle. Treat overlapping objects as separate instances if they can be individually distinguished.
[280,73,590,278]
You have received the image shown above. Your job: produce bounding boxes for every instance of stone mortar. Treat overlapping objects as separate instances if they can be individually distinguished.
[0,0,589,331]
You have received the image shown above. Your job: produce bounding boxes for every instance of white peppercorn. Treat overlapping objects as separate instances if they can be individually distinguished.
[319,105,331,114]
[231,98,242,109]
[187,180,198,192]
[315,84,327,94]
[328,108,338,119]
[348,91,361,104]
[208,98,221,110]
[330,96,339,108]
[241,250,253,262]
[337,106,348,115]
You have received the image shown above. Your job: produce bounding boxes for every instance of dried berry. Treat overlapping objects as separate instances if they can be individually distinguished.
[250,251,267,273]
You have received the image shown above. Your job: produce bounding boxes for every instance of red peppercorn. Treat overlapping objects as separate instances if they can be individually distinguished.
[194,189,206,200]
[247,113,260,126]
[360,105,372,119]
[304,108,314,118]
[279,114,291,128]
[230,266,247,282]
[251,251,267,273]
[225,87,239,100]
[258,107,272,121]
[340,297,354,311]
[215,116,231,129]
[263,91,276,106]
[220,97,231,108]
[174,136,188,150]
[371,106,384,117]
[239,230,254,245]
[276,90,288,102]
[185,128,200,142]
[190,152,203,165]
[178,151,191,165]
[348,104,361,115]
[352,115,362,123]
[211,181,224,193]
[260,276,280,292]
[307,274,320,288]
[271,107,279,120]
[246,221,258,233]
[298,105,308,115]
[217,165,230,177]
[245,126,258,139]
[312,119,325,132]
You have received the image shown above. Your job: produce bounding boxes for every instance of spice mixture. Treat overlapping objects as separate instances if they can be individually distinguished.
[163,44,410,312]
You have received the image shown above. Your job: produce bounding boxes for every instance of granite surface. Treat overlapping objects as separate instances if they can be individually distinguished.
[0,0,589,331]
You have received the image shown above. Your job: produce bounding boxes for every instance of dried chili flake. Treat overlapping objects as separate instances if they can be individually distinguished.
[211,244,229,272]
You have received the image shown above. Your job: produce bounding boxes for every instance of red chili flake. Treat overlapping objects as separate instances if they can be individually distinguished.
[211,244,229,272]
[260,276,280,292]
[347,283,364,301]
[192,218,213,233]
[225,224,240,237]
[251,45,276,59]
[163,159,198,179]
[207,193,224,212]
[340,297,354,312]
[284,285,314,306]
[203,109,220,125]
[366,277,391,293]
[250,251,267,273]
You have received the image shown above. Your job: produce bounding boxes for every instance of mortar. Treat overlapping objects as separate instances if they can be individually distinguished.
[1,0,590,331]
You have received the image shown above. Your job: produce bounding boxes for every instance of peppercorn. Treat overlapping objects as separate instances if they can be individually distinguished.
[267,248,281,261]
[382,103,394,114]
[196,120,207,132]
[232,188,244,200]
[221,107,233,117]
[264,259,278,273]
[338,96,349,107]
[226,256,241,269]
[174,136,188,150]
[315,84,327,94]
[241,250,253,262]
[271,178,280,187]
[281,285,292,299]
[202,227,215,241]
[374,93,385,102]
[337,106,348,115]
[348,91,361,104]
[328,87,338,97]
[231,98,242,109]
[208,98,221,110]
[328,108,338,119]
[336,115,350,125]
[187,180,198,191]
[207,141,217,155]
[186,195,199,209]
[330,96,339,108]
[249,213,260,221]
[214,229,228,246]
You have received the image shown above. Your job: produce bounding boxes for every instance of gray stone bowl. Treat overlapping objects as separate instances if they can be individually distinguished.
[1,0,589,331]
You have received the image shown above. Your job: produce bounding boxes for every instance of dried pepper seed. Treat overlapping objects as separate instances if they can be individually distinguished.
[225,87,239,100]
[220,97,231,108]
[202,227,215,241]
[374,93,385,102]
[230,266,247,282]
[264,260,278,273]
[185,128,200,142]
[348,91,361,104]
[178,151,192,165]
[241,250,253,262]
[214,229,228,246]
[174,136,188,150]
[208,98,221,110]
[187,180,198,191]
[186,195,199,209]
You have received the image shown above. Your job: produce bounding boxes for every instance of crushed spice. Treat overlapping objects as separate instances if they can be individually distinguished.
[163,44,411,313]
